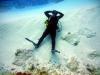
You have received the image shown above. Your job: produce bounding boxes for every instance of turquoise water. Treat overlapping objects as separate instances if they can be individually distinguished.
[0,0,99,12]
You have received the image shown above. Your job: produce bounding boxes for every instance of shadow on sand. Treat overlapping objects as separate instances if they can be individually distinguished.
[50,52,61,65]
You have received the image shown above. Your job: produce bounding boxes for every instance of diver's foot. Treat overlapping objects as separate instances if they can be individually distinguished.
[34,44,39,48]
[51,50,60,53]
[32,42,39,48]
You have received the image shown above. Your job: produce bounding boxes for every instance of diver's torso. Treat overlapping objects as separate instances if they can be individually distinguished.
[47,16,58,30]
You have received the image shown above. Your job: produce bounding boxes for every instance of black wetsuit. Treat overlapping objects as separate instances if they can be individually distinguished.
[36,10,64,50]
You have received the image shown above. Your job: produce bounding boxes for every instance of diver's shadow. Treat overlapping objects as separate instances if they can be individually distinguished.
[49,52,61,65]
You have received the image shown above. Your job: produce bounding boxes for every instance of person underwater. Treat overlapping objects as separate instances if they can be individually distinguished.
[26,10,64,53]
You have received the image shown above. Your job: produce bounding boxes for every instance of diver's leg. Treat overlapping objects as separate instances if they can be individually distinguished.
[50,30,60,53]
[50,30,56,50]
[36,29,49,48]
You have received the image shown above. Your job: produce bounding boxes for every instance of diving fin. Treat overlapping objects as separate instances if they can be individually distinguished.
[25,38,38,48]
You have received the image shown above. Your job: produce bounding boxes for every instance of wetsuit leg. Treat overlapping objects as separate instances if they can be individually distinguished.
[37,29,49,47]
[50,30,56,50]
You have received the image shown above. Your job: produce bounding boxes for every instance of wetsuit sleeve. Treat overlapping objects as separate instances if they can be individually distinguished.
[57,11,64,19]
[44,11,52,18]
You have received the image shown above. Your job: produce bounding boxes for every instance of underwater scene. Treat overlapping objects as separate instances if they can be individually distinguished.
[0,0,100,75]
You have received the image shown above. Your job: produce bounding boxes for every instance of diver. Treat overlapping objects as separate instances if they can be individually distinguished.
[26,10,64,53]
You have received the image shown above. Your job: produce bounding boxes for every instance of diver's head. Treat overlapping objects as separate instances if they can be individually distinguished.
[52,10,58,15]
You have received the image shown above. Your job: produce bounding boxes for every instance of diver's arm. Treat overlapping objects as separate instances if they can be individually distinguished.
[57,11,64,19]
[44,11,52,18]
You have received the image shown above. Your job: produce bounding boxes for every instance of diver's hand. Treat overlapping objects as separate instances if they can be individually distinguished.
[52,10,57,12]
